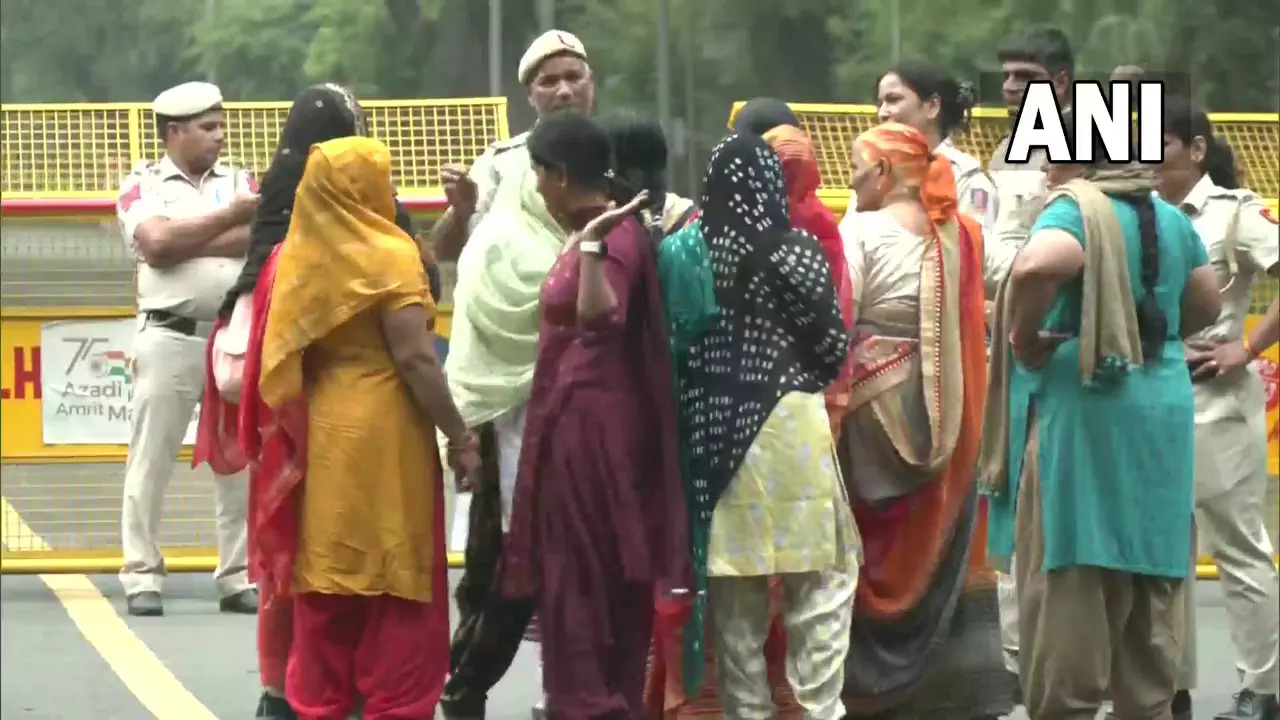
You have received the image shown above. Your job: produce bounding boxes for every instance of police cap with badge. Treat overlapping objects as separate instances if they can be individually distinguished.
[152,81,224,122]
[517,29,588,86]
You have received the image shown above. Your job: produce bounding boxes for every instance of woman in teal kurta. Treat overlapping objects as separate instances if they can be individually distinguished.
[994,193,1208,577]
[985,155,1220,717]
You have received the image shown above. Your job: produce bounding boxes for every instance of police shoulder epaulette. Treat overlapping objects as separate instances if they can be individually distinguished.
[491,132,530,156]
[1207,187,1258,205]
[129,159,157,177]
[949,150,983,178]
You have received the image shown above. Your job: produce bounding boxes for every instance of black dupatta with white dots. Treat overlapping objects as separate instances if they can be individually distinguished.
[676,134,849,692]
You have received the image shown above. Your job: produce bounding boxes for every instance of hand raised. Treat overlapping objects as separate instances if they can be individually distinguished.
[578,190,650,242]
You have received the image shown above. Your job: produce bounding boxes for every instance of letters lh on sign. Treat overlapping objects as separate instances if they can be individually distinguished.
[1005,80,1166,165]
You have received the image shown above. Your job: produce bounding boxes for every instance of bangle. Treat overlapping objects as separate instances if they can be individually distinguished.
[1241,334,1256,358]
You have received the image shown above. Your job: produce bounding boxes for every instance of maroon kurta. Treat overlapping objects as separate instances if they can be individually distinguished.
[503,215,689,719]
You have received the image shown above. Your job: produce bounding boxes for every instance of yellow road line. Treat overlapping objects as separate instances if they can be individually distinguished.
[3,496,215,720]
[41,574,217,720]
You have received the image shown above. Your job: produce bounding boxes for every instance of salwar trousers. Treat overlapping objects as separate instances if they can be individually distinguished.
[287,591,449,720]
[540,576,653,720]
[259,582,294,692]
[707,568,856,720]
[447,416,536,706]
[1015,421,1185,720]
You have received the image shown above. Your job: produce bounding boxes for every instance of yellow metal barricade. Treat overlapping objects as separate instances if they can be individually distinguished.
[2,98,509,198]
[1,98,506,573]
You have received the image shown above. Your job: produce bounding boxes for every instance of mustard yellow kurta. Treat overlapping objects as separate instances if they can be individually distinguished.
[292,288,439,603]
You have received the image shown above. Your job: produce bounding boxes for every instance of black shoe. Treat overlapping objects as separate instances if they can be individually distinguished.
[1214,690,1280,720]
[1173,688,1193,720]
[126,591,164,617]
[219,588,259,614]
[440,691,485,720]
[255,691,296,719]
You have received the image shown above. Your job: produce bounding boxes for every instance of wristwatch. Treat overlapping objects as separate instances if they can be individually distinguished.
[579,239,608,257]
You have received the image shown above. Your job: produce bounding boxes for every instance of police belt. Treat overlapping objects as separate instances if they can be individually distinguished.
[144,310,209,337]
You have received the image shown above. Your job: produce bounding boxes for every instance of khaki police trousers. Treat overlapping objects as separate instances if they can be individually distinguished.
[119,323,250,598]
[1178,371,1279,695]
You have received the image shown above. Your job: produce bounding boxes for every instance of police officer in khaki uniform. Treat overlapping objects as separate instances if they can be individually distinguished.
[117,82,261,617]
[1158,101,1280,720]
[985,27,1075,695]
[431,30,595,720]
[430,29,594,263]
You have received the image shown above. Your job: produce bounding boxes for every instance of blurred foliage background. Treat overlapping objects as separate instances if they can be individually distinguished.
[3,0,1276,190]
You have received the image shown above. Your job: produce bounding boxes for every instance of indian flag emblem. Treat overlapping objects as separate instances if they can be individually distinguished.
[87,350,130,381]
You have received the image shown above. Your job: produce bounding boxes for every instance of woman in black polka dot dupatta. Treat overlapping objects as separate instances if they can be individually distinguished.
[676,132,859,718]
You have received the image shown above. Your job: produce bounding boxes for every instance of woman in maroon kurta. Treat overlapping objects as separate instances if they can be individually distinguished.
[502,111,690,720]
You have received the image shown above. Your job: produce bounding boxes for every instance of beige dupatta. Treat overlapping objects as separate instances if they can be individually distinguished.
[842,220,967,501]
[978,168,1152,493]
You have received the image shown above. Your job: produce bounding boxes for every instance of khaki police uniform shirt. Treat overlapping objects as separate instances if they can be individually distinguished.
[1181,175,1279,488]
[117,155,254,321]
[466,131,532,233]
[938,139,999,232]
[1181,174,1280,346]
[988,136,1050,249]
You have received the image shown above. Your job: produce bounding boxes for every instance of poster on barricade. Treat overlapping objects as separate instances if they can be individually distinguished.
[38,318,199,445]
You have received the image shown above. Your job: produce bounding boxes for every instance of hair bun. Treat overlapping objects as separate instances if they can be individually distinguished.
[956,82,976,110]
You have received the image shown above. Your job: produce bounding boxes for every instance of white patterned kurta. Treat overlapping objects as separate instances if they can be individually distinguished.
[707,391,860,576]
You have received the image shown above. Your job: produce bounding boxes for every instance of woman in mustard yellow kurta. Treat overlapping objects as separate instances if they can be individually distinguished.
[255,136,478,720]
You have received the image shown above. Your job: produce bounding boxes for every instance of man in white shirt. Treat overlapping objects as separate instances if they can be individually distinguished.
[116,81,260,617]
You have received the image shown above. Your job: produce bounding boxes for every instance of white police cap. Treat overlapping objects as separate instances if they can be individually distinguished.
[152,81,224,118]
[517,30,588,85]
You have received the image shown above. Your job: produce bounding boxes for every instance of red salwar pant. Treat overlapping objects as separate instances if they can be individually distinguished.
[286,591,450,720]
[259,584,294,692]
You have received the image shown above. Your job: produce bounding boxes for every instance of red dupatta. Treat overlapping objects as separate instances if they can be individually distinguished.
[238,245,308,599]
[192,319,249,475]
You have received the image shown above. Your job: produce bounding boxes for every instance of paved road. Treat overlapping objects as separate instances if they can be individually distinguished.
[0,570,1260,720]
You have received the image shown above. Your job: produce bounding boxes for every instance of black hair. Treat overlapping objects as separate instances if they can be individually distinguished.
[597,111,670,240]
[1061,108,1166,360]
[733,98,800,136]
[997,26,1075,80]
[527,110,614,192]
[876,61,976,138]
[1162,96,1239,190]
[217,84,362,318]
[156,116,175,139]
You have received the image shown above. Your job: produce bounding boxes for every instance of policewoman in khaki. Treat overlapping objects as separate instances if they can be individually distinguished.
[1158,100,1280,719]
[116,82,261,618]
